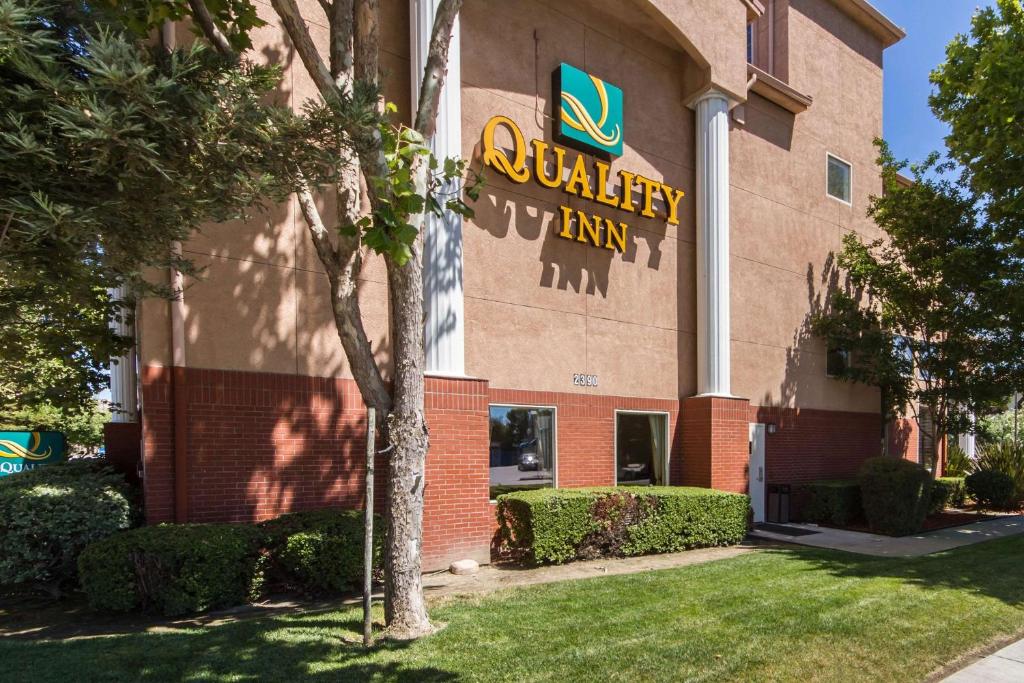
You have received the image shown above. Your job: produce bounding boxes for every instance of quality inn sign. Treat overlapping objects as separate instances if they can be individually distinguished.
[481,62,685,253]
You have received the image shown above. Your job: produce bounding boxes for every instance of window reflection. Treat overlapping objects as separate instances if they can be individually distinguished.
[489,405,555,499]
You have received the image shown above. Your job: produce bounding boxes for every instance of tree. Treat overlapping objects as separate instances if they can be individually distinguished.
[0,0,324,419]
[113,0,473,638]
[812,144,1013,476]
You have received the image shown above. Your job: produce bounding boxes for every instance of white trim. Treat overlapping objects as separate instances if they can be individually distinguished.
[826,152,853,206]
[613,409,671,487]
[488,403,558,502]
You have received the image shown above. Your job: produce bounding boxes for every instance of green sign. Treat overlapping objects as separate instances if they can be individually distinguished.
[554,62,623,158]
[0,431,65,477]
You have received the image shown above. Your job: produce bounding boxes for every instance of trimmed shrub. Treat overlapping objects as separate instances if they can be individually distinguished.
[797,480,861,526]
[0,461,134,590]
[930,477,967,513]
[966,470,1015,511]
[78,524,266,616]
[858,457,932,536]
[259,509,382,595]
[496,487,749,565]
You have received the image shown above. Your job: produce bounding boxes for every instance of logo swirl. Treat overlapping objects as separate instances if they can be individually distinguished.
[560,74,622,148]
[0,432,53,460]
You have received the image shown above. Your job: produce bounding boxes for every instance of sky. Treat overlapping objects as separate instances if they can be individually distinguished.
[871,0,992,166]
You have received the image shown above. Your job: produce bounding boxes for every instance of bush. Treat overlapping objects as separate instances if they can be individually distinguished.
[496,487,749,565]
[259,509,382,595]
[0,461,134,590]
[966,470,1015,511]
[796,480,861,526]
[944,444,974,477]
[78,524,266,616]
[930,477,967,513]
[858,457,933,536]
[975,439,1024,505]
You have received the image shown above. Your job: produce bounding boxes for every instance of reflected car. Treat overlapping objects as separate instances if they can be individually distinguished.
[516,439,540,471]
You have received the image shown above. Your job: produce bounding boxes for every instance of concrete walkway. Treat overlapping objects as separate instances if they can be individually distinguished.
[749,515,1024,557]
[942,638,1024,682]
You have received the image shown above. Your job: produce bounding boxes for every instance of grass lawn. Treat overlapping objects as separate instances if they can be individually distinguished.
[5,537,1024,682]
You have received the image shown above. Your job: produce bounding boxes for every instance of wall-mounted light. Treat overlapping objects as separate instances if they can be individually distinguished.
[766,423,778,435]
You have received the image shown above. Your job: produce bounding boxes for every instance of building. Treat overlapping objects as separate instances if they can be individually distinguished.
[105,0,923,571]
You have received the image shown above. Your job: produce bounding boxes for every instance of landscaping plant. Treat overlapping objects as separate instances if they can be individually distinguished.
[944,443,974,477]
[497,487,749,565]
[78,523,267,616]
[930,477,967,513]
[260,509,383,595]
[0,461,134,593]
[965,470,1016,511]
[797,480,862,526]
[858,457,932,535]
[974,439,1024,504]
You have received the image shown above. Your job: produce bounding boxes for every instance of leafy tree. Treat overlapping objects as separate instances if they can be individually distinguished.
[812,144,1012,476]
[0,400,110,451]
[114,0,475,638]
[0,0,327,418]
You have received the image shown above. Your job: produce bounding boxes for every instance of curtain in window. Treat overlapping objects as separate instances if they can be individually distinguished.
[649,415,665,485]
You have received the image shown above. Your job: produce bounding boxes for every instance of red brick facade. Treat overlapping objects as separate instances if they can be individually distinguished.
[138,364,916,569]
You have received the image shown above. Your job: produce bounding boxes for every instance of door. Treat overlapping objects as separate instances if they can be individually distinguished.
[749,423,766,523]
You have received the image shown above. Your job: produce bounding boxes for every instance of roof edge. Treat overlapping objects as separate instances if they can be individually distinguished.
[829,0,906,48]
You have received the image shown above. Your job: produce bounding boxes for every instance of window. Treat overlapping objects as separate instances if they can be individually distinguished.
[826,348,850,378]
[746,23,754,64]
[488,405,555,500]
[615,411,669,486]
[918,405,936,472]
[827,154,852,204]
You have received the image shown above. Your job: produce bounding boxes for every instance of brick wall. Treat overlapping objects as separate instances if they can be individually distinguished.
[681,396,751,493]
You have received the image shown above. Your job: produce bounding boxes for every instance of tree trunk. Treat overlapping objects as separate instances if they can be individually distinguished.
[382,211,432,639]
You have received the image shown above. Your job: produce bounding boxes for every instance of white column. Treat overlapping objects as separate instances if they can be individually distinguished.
[694,91,732,396]
[411,1,465,376]
[108,285,138,422]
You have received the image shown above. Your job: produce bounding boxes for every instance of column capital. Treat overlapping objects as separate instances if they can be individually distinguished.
[686,86,743,111]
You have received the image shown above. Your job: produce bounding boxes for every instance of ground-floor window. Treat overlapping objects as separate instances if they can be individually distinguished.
[488,405,556,500]
[615,411,669,486]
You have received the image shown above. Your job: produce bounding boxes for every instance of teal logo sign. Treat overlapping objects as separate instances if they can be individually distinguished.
[554,62,623,157]
[0,431,65,476]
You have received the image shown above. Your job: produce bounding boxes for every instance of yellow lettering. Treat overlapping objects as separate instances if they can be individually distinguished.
[564,154,594,200]
[482,115,530,183]
[557,205,574,240]
[532,139,565,189]
[594,161,619,208]
[661,184,685,225]
[618,170,636,212]
[577,212,601,246]
[636,175,660,218]
[604,219,628,252]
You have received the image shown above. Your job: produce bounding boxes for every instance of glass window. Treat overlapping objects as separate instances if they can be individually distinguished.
[615,412,668,487]
[488,405,555,500]
[746,23,754,64]
[826,348,849,378]
[827,154,852,203]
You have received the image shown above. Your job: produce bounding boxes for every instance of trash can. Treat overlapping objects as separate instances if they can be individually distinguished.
[767,484,791,523]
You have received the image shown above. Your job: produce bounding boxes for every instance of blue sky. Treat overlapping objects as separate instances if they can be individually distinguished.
[872,0,991,165]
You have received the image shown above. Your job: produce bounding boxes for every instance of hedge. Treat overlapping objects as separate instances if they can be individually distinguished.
[859,457,932,536]
[78,524,266,616]
[0,461,134,590]
[259,509,382,595]
[966,470,1015,511]
[930,477,967,513]
[796,480,861,526]
[496,487,750,564]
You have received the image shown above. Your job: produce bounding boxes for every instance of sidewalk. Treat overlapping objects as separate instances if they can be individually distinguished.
[749,514,1024,557]
[942,638,1024,682]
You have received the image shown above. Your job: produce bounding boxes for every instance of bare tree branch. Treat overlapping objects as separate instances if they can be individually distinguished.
[272,0,336,98]
[187,0,236,57]
[413,0,462,137]
[295,186,391,411]
[329,0,355,90]
[353,0,380,86]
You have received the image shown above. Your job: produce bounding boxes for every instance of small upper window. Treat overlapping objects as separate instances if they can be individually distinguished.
[827,154,852,204]
[746,23,754,64]
[826,348,850,378]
